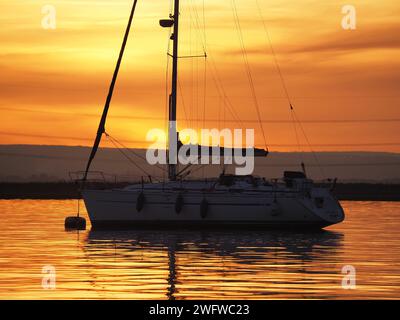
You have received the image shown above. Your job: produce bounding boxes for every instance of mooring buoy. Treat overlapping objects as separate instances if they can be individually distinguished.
[64,216,86,230]
[65,199,86,230]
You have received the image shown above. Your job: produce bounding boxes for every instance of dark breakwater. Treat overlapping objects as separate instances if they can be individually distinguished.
[0,182,399,201]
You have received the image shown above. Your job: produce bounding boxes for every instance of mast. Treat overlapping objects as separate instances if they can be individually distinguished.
[161,0,180,181]
[169,0,180,181]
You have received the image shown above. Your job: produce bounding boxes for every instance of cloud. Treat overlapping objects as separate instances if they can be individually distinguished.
[225,23,400,57]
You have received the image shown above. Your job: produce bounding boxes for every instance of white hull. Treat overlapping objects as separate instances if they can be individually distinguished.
[82,177,345,229]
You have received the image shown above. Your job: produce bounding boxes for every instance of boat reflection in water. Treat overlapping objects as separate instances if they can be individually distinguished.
[85,229,343,299]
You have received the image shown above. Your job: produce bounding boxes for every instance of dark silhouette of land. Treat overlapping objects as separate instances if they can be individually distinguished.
[1,182,399,201]
[1,145,400,183]
[1,145,400,200]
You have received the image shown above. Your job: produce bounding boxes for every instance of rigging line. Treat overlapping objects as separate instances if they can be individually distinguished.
[201,0,207,132]
[231,0,268,151]
[218,96,221,130]
[178,79,190,128]
[195,17,199,133]
[207,63,241,126]
[255,0,302,163]
[203,45,240,126]
[188,0,206,53]
[184,3,195,132]
[106,133,148,163]
[255,0,291,104]
[203,0,206,47]
[188,0,208,140]
[290,106,304,165]
[173,54,207,58]
[187,0,204,132]
[203,55,207,130]
[255,0,323,174]
[202,43,207,177]
[189,163,210,176]
[188,0,206,52]
[106,133,166,173]
[292,109,325,175]
[189,2,194,130]
[190,0,203,134]
[187,0,208,149]
[105,134,157,180]
[206,56,243,127]
[196,35,199,132]
[223,98,226,132]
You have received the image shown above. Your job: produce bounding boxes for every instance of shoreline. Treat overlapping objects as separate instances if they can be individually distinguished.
[0,182,399,201]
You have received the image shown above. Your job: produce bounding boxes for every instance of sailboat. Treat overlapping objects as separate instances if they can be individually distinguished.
[80,0,345,229]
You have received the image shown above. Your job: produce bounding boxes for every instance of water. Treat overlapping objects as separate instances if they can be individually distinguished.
[0,200,399,299]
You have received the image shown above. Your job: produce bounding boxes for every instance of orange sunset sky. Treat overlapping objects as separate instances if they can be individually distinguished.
[0,0,399,152]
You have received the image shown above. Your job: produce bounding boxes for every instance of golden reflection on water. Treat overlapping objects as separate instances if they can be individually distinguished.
[0,200,399,299]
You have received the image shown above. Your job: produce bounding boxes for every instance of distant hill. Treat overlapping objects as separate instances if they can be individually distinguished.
[0,144,400,183]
